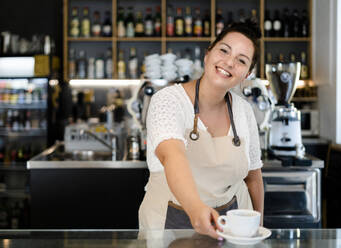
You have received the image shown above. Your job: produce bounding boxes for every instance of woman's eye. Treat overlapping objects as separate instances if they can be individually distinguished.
[220,48,228,53]
[239,59,246,65]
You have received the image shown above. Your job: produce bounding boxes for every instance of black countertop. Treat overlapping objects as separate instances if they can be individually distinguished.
[0,229,341,248]
[0,229,339,247]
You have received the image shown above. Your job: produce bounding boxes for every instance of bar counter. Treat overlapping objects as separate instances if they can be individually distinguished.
[27,142,324,169]
[0,229,340,247]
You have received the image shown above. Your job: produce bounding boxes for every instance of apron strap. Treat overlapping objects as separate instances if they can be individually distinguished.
[191,78,240,147]
[225,93,241,146]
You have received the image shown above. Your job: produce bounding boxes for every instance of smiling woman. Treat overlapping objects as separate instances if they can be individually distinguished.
[138,20,264,240]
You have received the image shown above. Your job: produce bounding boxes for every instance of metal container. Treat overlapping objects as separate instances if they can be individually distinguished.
[127,135,140,160]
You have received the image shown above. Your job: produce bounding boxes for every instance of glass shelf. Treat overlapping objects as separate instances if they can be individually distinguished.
[0,189,29,198]
[0,128,47,137]
[0,102,47,109]
[0,163,27,171]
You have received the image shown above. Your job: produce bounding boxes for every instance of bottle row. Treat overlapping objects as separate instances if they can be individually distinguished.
[68,48,113,79]
[264,9,309,37]
[265,51,309,80]
[0,109,47,132]
[0,86,47,106]
[0,143,43,165]
[70,7,112,37]
[69,6,265,38]
[0,199,30,229]
[0,31,55,56]
[68,45,205,80]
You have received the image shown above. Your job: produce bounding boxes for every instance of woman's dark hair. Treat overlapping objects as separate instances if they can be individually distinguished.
[207,20,261,72]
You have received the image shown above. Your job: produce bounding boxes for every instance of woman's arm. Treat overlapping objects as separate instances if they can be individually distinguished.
[156,139,221,239]
[244,168,264,224]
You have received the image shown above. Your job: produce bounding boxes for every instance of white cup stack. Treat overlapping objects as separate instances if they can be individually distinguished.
[144,54,162,79]
[175,58,194,79]
[160,53,177,82]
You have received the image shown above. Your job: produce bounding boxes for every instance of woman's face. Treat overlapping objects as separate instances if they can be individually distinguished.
[204,32,254,90]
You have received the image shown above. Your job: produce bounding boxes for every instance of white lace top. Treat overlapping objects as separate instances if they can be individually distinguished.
[146,83,263,172]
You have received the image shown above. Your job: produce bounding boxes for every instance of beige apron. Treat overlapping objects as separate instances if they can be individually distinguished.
[139,127,253,229]
[139,79,253,230]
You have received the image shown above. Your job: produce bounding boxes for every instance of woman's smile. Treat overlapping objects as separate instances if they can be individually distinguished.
[216,66,232,78]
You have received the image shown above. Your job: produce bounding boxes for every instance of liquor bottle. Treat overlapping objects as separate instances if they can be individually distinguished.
[87,57,95,79]
[128,47,138,79]
[77,50,87,79]
[300,52,309,79]
[250,9,258,24]
[0,110,4,128]
[289,53,296,73]
[18,111,25,131]
[92,11,102,37]
[281,8,290,37]
[301,10,309,37]
[135,11,144,37]
[154,6,162,37]
[238,9,246,23]
[5,109,11,129]
[117,50,126,79]
[95,54,105,79]
[175,8,184,37]
[24,110,31,130]
[70,7,80,37]
[184,6,193,37]
[140,51,148,75]
[126,7,135,37]
[167,5,175,37]
[68,48,76,79]
[226,11,234,27]
[216,8,224,36]
[278,53,285,63]
[102,11,112,37]
[12,110,19,131]
[17,146,24,162]
[273,10,282,37]
[193,8,203,37]
[144,8,154,36]
[266,52,272,64]
[292,9,300,37]
[0,146,4,163]
[105,48,113,78]
[203,10,210,37]
[117,7,126,37]
[81,7,90,37]
[264,10,272,37]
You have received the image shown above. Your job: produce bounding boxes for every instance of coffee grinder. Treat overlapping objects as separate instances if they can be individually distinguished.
[265,62,310,165]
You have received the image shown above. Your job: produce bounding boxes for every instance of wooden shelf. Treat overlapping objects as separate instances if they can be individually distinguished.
[68,37,113,42]
[63,0,313,81]
[165,37,212,42]
[291,97,318,102]
[263,37,311,42]
[117,37,162,42]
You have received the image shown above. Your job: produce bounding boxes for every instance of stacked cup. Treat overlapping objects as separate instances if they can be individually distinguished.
[175,58,194,79]
[144,54,162,79]
[160,53,177,82]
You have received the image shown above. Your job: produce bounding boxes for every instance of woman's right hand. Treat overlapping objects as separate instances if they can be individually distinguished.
[187,202,223,239]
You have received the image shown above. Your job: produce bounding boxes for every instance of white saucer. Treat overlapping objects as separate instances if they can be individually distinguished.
[217,226,272,245]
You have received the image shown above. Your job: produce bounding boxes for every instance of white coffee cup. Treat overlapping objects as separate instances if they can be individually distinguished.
[217,209,261,237]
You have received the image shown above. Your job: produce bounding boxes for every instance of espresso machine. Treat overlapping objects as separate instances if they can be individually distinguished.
[265,62,310,165]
